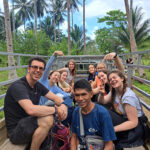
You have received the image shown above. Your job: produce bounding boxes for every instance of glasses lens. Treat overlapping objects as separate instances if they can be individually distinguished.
[30,66,44,71]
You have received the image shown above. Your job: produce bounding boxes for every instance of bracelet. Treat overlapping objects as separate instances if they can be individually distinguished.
[113,53,117,58]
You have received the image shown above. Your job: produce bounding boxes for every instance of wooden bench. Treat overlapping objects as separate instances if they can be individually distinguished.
[0,118,27,150]
[0,139,27,150]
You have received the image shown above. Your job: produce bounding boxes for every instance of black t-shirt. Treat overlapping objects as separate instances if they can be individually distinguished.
[4,77,49,132]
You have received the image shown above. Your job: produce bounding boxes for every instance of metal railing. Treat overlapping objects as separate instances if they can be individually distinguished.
[0,50,150,113]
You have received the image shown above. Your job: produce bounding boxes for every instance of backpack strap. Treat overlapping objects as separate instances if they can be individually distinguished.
[79,108,86,148]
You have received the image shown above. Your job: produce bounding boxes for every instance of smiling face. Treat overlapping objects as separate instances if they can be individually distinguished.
[49,71,60,84]
[96,63,106,72]
[88,65,95,74]
[74,88,93,109]
[97,71,107,84]
[68,61,75,71]
[28,60,45,82]
[108,73,124,88]
[60,71,68,82]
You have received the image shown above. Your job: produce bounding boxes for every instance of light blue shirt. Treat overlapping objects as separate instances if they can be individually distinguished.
[39,55,70,105]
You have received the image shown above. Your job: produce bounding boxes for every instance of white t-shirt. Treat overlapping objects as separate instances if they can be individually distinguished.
[66,68,73,85]
[114,88,143,117]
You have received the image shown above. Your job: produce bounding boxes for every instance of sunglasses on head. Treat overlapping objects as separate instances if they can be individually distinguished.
[29,65,45,71]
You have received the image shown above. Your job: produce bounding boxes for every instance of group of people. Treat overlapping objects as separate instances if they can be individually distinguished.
[4,51,146,150]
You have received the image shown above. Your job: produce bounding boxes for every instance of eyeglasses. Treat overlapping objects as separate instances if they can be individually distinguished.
[29,65,45,71]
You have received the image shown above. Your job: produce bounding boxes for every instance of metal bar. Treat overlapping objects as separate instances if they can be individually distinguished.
[0,51,49,57]
[0,106,4,112]
[132,86,150,99]
[0,65,27,71]
[140,100,150,111]
[126,64,150,69]
[0,77,22,86]
[119,49,150,56]
[132,76,150,85]
[0,94,6,99]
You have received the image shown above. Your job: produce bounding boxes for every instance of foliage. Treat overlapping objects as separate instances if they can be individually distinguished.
[13,30,52,55]
[95,27,124,54]
[70,24,91,55]
[50,37,68,55]
[98,10,126,28]
[96,10,126,54]
[118,6,150,49]
[0,12,5,40]
[14,0,33,28]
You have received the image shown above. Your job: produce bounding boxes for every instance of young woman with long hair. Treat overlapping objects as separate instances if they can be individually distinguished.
[98,70,145,150]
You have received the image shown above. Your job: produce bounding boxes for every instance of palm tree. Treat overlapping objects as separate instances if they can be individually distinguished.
[40,16,54,40]
[71,24,90,55]
[50,0,65,42]
[67,0,71,55]
[26,21,34,30]
[70,0,80,31]
[83,0,86,54]
[14,0,33,31]
[3,0,17,79]
[36,0,48,29]
[0,11,5,40]
[64,0,80,31]
[118,6,150,49]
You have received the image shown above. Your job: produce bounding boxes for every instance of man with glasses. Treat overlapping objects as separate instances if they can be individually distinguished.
[4,57,68,150]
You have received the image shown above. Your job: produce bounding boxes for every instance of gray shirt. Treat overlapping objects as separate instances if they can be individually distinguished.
[114,88,143,117]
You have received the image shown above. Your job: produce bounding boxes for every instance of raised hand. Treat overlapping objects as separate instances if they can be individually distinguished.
[53,51,64,56]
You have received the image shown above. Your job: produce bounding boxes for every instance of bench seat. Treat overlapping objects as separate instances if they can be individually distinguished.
[0,139,27,150]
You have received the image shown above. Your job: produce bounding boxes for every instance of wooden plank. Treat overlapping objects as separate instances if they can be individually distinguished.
[0,139,27,150]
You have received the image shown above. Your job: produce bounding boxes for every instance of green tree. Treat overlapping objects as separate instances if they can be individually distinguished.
[96,10,126,54]
[118,6,150,49]
[0,12,5,40]
[14,0,33,31]
[71,24,90,55]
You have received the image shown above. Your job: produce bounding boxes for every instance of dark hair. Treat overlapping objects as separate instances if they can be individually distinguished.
[67,59,76,76]
[107,70,128,102]
[48,70,59,79]
[74,79,92,92]
[28,57,46,68]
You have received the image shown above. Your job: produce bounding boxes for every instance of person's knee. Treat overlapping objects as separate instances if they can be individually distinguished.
[38,115,54,129]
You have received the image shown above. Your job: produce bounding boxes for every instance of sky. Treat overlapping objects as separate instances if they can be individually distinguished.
[0,0,150,40]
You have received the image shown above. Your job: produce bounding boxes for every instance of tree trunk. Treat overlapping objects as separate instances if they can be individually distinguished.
[52,0,56,42]
[67,0,71,55]
[3,0,17,79]
[34,0,38,54]
[83,0,86,55]
[124,0,146,77]
[12,0,15,36]
[71,9,73,32]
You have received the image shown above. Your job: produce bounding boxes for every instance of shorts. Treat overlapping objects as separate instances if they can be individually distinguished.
[8,116,38,145]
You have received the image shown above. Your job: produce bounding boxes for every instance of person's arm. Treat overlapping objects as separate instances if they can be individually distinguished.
[97,91,111,104]
[45,91,64,106]
[18,99,56,117]
[57,67,67,72]
[103,52,124,74]
[114,104,138,132]
[70,133,79,150]
[18,99,67,120]
[40,51,64,82]
[104,141,114,150]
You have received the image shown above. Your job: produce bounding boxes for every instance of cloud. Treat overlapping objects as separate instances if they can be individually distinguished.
[79,0,125,19]
[60,20,68,34]
[78,0,150,20]
[87,26,98,40]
